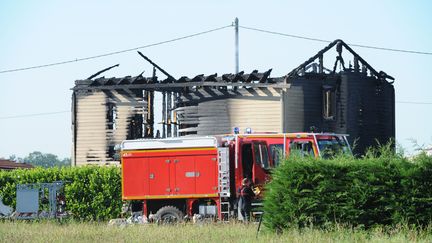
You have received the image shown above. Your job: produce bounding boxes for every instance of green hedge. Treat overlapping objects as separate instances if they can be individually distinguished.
[263,151,432,231]
[0,166,121,221]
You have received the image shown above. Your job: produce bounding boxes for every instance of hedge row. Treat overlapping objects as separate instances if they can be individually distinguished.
[0,166,122,221]
[264,150,432,231]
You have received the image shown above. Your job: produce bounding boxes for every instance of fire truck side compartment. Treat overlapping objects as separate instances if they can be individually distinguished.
[122,148,219,200]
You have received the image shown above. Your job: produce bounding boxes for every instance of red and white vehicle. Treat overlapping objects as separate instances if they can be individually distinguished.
[121,132,351,222]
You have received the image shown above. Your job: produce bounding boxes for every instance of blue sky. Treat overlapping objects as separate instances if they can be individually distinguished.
[0,1,431,158]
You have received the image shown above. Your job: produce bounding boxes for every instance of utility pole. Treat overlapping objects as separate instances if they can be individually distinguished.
[234,17,239,74]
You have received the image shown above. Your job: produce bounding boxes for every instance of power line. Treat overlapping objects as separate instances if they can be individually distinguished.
[2,23,431,75]
[2,99,431,121]
[0,25,232,74]
[240,25,330,43]
[239,25,432,55]
[0,111,69,120]
[396,101,432,105]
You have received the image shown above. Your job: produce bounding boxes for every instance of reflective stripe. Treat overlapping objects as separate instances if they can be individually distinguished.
[122,147,216,155]
[123,193,218,200]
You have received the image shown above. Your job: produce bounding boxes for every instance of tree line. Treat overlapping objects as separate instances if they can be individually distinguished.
[6,151,70,168]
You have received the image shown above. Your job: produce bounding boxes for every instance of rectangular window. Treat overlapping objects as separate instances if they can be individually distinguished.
[317,135,351,158]
[322,86,336,120]
[269,144,284,167]
[253,143,270,170]
[107,103,117,130]
[289,141,315,157]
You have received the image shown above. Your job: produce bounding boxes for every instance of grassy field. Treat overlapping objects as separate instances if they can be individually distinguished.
[1,221,432,243]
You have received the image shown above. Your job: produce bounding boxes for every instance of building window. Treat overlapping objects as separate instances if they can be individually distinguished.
[323,87,336,120]
[107,103,117,130]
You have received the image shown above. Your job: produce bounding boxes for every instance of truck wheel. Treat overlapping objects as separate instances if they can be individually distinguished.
[155,206,184,224]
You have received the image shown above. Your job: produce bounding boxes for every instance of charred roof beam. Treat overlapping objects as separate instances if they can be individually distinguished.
[232,71,245,82]
[73,80,290,91]
[286,39,339,78]
[87,64,119,80]
[245,70,259,83]
[204,73,218,82]
[137,51,176,82]
[286,39,394,82]
[259,68,272,83]
[340,41,394,82]
[74,69,283,91]
[191,74,204,82]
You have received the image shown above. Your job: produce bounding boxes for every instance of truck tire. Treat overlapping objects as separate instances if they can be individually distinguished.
[155,206,184,224]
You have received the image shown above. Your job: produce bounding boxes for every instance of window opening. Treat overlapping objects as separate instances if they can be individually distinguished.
[107,103,117,130]
[317,136,350,158]
[323,87,336,120]
[269,144,284,167]
[290,141,315,157]
[253,143,270,170]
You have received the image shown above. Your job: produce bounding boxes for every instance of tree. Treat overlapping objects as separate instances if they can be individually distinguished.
[7,155,18,161]
[12,151,71,168]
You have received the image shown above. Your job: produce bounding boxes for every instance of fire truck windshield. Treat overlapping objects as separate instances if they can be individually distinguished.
[317,136,350,158]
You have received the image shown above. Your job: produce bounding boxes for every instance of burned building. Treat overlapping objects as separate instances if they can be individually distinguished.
[71,40,395,166]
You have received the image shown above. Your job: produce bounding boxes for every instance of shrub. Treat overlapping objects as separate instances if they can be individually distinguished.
[263,150,432,232]
[0,166,121,221]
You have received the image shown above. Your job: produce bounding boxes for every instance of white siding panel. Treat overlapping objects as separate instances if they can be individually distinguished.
[194,98,282,135]
[228,98,282,133]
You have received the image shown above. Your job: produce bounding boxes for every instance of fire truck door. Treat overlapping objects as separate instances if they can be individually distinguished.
[148,156,171,195]
[173,156,195,195]
[122,157,149,196]
[241,143,253,180]
[195,153,218,195]
[252,141,271,186]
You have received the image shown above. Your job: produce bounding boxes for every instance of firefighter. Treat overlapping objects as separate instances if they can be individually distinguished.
[237,178,255,222]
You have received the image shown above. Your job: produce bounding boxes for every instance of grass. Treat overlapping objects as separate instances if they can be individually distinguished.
[1,220,432,243]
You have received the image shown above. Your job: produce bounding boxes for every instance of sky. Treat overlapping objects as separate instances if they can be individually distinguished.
[0,1,431,159]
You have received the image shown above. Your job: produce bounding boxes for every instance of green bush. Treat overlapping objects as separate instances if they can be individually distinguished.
[263,150,432,231]
[0,166,121,221]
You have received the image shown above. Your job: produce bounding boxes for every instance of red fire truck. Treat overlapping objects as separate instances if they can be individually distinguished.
[121,132,351,222]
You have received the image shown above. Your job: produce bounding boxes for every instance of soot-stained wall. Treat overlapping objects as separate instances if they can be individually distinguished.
[283,72,395,155]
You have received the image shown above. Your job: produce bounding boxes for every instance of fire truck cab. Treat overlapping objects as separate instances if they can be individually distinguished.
[121,133,350,222]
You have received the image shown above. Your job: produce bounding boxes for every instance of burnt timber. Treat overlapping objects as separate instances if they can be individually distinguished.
[72,39,395,166]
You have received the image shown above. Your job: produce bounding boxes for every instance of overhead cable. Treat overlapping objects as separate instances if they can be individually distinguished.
[1,23,431,75]
[2,99,432,121]
[0,111,69,120]
[396,101,432,105]
[0,25,232,74]
[239,25,432,55]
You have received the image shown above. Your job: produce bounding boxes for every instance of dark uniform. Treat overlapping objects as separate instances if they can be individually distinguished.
[237,184,255,221]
